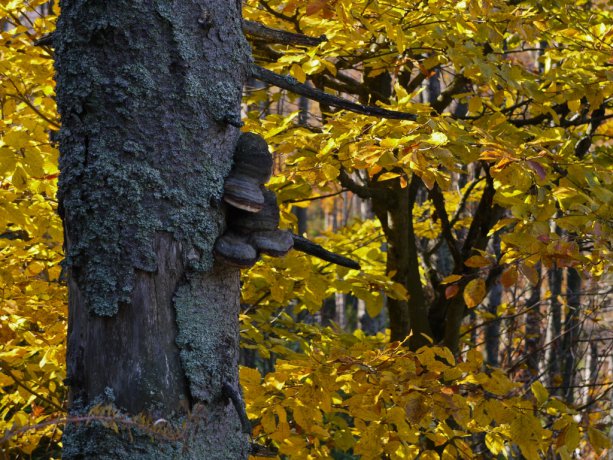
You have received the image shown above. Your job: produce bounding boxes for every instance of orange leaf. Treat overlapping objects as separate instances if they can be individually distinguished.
[441,274,463,284]
[306,0,327,15]
[520,263,540,285]
[445,284,460,299]
[500,266,518,288]
[463,278,486,308]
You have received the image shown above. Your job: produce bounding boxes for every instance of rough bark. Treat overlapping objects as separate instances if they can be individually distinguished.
[55,0,251,457]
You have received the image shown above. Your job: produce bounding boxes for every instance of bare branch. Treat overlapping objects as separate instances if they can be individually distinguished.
[243,20,326,46]
[428,184,462,266]
[430,75,469,114]
[284,189,346,204]
[425,177,484,259]
[250,64,417,120]
[291,233,360,270]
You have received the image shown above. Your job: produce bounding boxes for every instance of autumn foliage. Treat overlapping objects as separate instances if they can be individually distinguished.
[1,0,612,458]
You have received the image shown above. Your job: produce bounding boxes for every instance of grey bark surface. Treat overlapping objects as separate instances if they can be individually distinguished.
[55,0,250,457]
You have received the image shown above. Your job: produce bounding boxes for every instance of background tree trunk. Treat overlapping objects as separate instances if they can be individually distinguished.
[55,1,251,457]
[562,268,582,403]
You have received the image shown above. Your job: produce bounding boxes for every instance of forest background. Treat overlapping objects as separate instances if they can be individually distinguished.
[0,0,612,458]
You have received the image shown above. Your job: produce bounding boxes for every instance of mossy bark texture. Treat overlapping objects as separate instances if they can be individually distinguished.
[54,0,250,458]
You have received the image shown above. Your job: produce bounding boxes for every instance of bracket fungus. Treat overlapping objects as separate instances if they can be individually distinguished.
[215,132,360,271]
[223,132,273,213]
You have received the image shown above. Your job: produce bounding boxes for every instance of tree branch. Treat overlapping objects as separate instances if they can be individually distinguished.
[425,177,484,259]
[257,0,302,32]
[430,75,470,114]
[221,382,251,434]
[243,20,326,46]
[575,103,607,159]
[449,177,484,228]
[283,189,346,203]
[0,364,64,412]
[291,233,360,270]
[338,168,390,202]
[428,184,462,266]
[250,64,417,120]
[460,166,504,259]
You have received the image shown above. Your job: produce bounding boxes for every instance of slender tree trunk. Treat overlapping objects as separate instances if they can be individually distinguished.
[373,179,431,348]
[547,263,563,393]
[562,268,582,403]
[525,264,543,377]
[485,282,502,366]
[55,1,251,457]
[484,235,502,366]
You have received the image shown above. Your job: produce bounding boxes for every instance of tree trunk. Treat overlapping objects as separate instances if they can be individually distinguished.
[372,178,432,349]
[525,264,543,377]
[55,1,251,457]
[547,263,563,393]
[485,282,502,366]
[561,268,581,404]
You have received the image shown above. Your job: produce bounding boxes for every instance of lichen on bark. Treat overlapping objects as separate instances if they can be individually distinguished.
[55,0,250,316]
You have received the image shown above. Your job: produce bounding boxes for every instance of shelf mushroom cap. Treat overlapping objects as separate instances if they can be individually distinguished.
[230,189,280,232]
[223,174,265,212]
[250,230,294,257]
[234,133,273,183]
[213,232,258,268]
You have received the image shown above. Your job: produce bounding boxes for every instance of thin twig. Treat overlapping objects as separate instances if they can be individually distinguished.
[283,189,346,204]
[1,365,65,412]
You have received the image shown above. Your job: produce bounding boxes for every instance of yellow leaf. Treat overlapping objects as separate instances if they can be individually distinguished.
[428,132,448,145]
[302,59,321,74]
[11,164,29,190]
[270,421,291,442]
[321,164,339,181]
[558,422,580,451]
[261,410,276,434]
[442,444,458,460]
[365,292,383,318]
[530,381,548,405]
[290,63,307,83]
[239,366,261,388]
[0,373,14,386]
[485,432,504,455]
[380,138,400,148]
[464,255,490,268]
[441,274,463,284]
[468,96,483,113]
[588,427,612,452]
[463,278,486,308]
[567,99,581,112]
